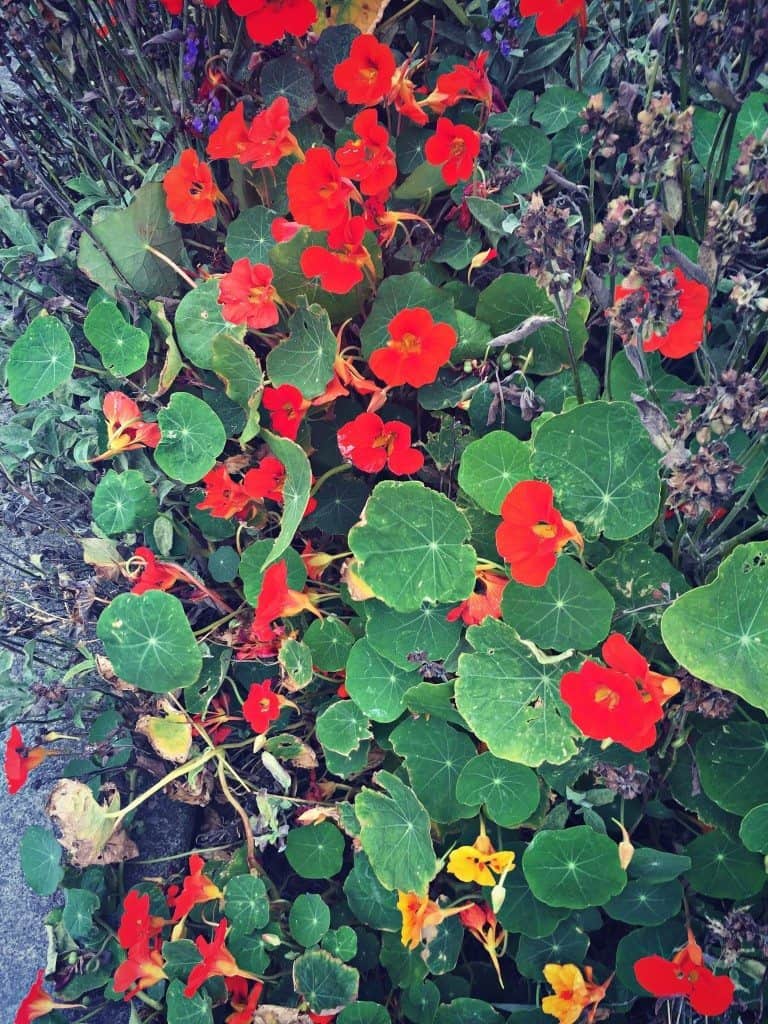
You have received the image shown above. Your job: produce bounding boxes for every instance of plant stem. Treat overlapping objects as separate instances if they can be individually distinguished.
[104,746,218,822]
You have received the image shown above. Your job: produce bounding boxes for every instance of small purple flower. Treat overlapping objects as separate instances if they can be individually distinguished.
[500,38,512,57]
[491,0,510,22]
[507,14,521,28]
[191,115,204,133]
[481,27,494,42]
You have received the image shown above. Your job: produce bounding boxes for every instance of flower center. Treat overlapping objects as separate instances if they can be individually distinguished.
[594,686,620,709]
[396,331,421,354]
[532,522,557,539]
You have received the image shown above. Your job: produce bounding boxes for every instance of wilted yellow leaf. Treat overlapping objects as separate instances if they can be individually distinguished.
[136,704,193,763]
[47,779,138,867]
[313,0,391,33]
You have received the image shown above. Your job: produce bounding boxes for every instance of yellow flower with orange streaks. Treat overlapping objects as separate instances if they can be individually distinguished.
[446,832,516,887]
[542,963,611,1024]
[397,892,466,950]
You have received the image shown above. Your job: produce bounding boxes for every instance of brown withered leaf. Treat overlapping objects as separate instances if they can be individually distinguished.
[166,769,214,806]
[253,1007,312,1024]
[47,780,138,867]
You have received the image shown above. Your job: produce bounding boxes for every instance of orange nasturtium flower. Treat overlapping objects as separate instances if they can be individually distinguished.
[241,96,303,168]
[226,0,316,46]
[541,963,610,1024]
[519,0,587,36]
[286,147,356,232]
[495,480,583,587]
[253,559,320,638]
[335,109,397,200]
[460,903,507,986]
[163,148,225,224]
[262,384,309,441]
[446,568,508,626]
[447,830,516,886]
[116,890,165,950]
[613,267,709,359]
[4,726,53,795]
[168,853,224,922]
[300,216,376,295]
[225,977,265,1024]
[333,34,396,106]
[184,918,259,997]
[92,391,160,462]
[113,939,168,1001]
[206,102,250,161]
[218,259,282,330]
[15,970,83,1024]
[368,307,457,389]
[397,891,466,950]
[424,117,481,186]
[423,52,493,114]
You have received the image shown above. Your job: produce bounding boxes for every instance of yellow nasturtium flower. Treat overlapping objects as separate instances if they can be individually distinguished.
[541,963,611,1024]
[446,831,516,886]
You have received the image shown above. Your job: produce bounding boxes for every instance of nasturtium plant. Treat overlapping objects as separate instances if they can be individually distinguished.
[6,315,75,404]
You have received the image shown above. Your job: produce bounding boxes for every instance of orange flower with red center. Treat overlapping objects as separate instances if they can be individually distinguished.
[242,679,284,734]
[113,938,168,1001]
[460,903,507,986]
[446,568,508,626]
[424,118,481,186]
[369,307,457,388]
[197,465,252,520]
[338,412,424,476]
[519,0,587,36]
[333,35,396,106]
[218,259,281,330]
[634,929,735,1017]
[116,890,165,950]
[613,267,709,359]
[495,480,582,586]
[240,96,302,168]
[300,216,376,294]
[397,891,465,950]
[542,963,610,1024]
[163,149,224,224]
[287,148,356,231]
[5,726,53,795]
[93,392,160,462]
[226,0,316,45]
[169,853,224,922]
[335,109,397,199]
[206,102,250,161]
[253,559,319,637]
[15,970,83,1023]
[184,918,257,997]
[262,384,309,441]
[424,53,493,113]
[559,633,680,753]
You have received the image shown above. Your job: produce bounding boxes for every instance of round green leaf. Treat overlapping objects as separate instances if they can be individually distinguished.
[303,475,369,535]
[316,700,372,756]
[349,481,476,612]
[62,888,100,940]
[322,926,357,962]
[475,274,588,376]
[496,845,570,937]
[696,723,768,815]
[532,86,588,133]
[7,316,75,404]
[455,753,540,827]
[343,851,400,931]
[286,821,345,879]
[364,601,461,671]
[162,939,203,981]
[91,469,157,536]
[83,301,149,375]
[595,542,688,642]
[435,998,503,1024]
[174,279,245,370]
[499,126,552,191]
[225,206,277,264]
[522,826,627,908]
[458,431,532,514]
[685,831,766,899]
[290,893,331,947]
[455,618,581,767]
[20,826,64,895]
[516,918,589,980]
[293,950,359,1014]
[278,638,314,689]
[390,717,479,823]
[355,771,438,893]
[531,401,660,539]
[345,639,421,724]
[661,541,768,715]
[304,617,355,672]
[266,302,336,399]
[359,272,456,359]
[208,546,240,584]
[740,804,768,853]
[604,878,682,926]
[339,1003,390,1024]
[211,335,263,409]
[224,874,269,935]
[501,557,615,652]
[155,393,227,483]
[260,56,317,119]
[166,978,213,1024]
[96,590,202,691]
[627,848,691,883]
[536,366,599,413]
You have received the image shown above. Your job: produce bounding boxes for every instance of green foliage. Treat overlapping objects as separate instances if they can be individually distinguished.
[7,316,75,404]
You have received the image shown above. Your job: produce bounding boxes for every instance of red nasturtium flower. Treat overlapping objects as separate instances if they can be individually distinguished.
[335,109,397,199]
[169,853,224,922]
[308,1013,338,1024]
[128,546,187,595]
[184,918,257,997]
[338,412,424,475]
[286,148,356,231]
[446,568,508,626]
[301,216,375,294]
[271,216,302,242]
[460,903,506,987]
[226,0,316,45]
[5,726,52,795]
[241,96,303,168]
[113,939,168,1001]
[388,57,429,125]
[262,384,309,441]
[198,465,252,519]
[559,634,680,753]
[424,52,493,113]
[116,890,165,949]
[218,259,281,330]
[333,34,396,105]
[163,149,224,223]
[613,267,709,359]
[634,930,735,1016]
[253,560,318,637]
[226,977,264,1024]
[242,679,283,733]
[424,117,481,186]
[495,480,583,586]
[519,0,588,36]
[15,970,82,1023]
[159,0,182,13]
[369,307,457,388]
[93,392,160,462]
[206,102,250,161]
